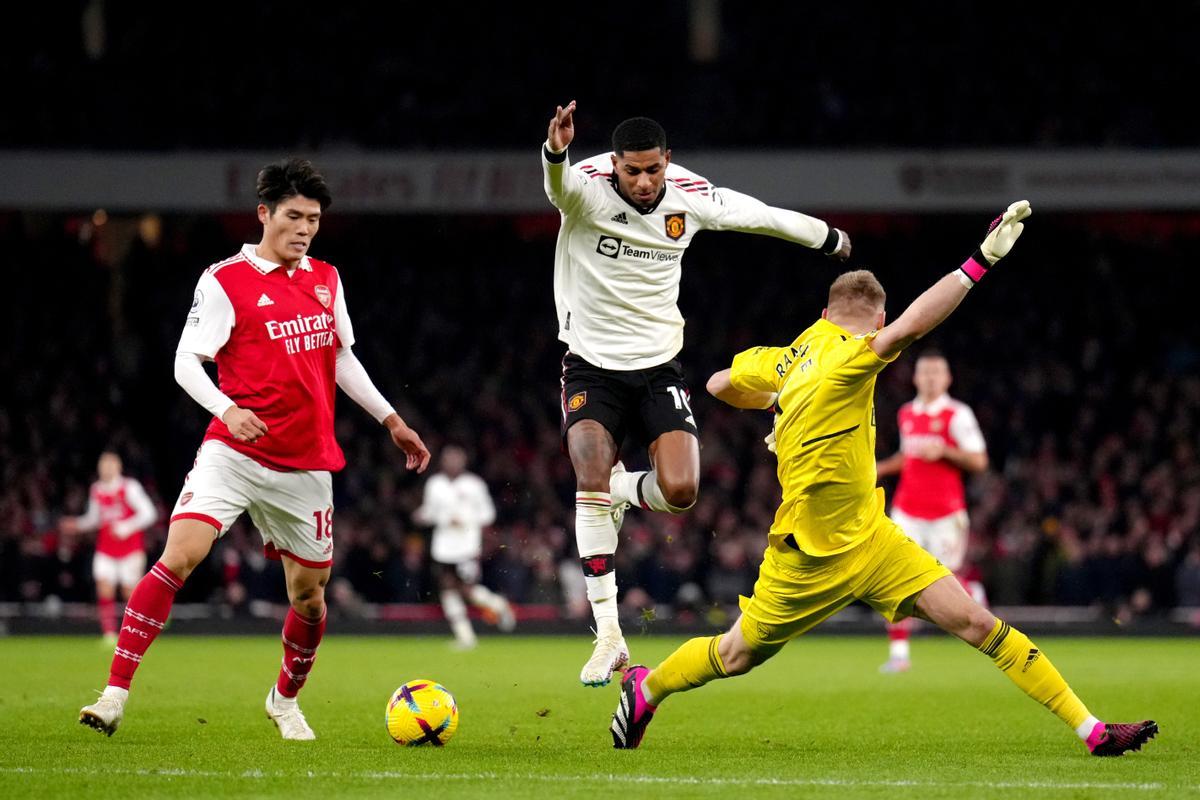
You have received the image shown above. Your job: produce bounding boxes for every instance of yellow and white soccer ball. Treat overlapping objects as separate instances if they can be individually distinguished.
[386,679,459,746]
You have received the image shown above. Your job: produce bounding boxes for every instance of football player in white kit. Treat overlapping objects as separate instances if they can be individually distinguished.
[415,445,514,648]
[543,100,851,685]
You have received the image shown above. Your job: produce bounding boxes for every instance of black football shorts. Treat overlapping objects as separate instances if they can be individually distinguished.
[559,351,699,447]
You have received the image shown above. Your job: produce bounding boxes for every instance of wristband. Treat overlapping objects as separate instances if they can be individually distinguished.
[543,142,567,164]
[958,249,990,284]
[820,226,841,255]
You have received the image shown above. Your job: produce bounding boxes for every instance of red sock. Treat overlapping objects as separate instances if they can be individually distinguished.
[108,562,182,690]
[97,597,118,637]
[276,607,326,698]
[888,617,912,642]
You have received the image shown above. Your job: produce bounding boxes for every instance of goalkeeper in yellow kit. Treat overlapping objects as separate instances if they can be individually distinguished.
[610,201,1157,756]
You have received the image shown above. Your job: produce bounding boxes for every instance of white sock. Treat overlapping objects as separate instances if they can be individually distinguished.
[609,468,639,508]
[627,470,692,514]
[467,584,506,614]
[1075,715,1102,740]
[889,639,910,661]
[102,686,129,702]
[270,687,297,709]
[589,577,620,633]
[441,590,476,646]
[576,491,620,628]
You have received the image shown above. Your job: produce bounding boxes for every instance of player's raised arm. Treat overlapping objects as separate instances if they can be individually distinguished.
[542,100,602,215]
[700,186,851,261]
[871,201,1031,362]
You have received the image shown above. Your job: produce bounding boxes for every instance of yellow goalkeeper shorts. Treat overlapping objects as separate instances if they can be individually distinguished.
[738,513,951,654]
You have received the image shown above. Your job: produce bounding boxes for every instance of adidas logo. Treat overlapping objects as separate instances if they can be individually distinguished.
[257,293,274,307]
[1021,648,1040,673]
[610,212,628,224]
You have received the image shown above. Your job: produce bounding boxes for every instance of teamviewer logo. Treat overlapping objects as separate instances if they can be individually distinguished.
[596,236,621,259]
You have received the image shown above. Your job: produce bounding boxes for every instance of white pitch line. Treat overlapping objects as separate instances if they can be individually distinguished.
[0,766,1187,792]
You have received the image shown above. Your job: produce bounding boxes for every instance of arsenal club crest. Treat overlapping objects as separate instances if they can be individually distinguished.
[664,213,686,241]
[314,284,332,308]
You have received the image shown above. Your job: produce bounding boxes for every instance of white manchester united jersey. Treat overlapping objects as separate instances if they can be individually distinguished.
[543,147,833,370]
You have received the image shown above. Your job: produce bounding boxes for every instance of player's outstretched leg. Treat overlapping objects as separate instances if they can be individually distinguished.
[79,562,184,735]
[612,620,769,749]
[915,576,1157,756]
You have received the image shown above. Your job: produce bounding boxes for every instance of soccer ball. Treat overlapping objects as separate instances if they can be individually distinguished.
[385,679,459,746]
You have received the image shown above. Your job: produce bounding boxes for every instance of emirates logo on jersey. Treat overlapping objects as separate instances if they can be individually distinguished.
[314,285,332,308]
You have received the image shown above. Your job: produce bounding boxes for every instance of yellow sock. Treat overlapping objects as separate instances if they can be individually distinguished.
[644,635,727,705]
[978,619,1092,730]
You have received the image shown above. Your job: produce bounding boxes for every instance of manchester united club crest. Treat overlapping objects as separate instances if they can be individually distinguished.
[664,212,686,241]
[314,284,332,308]
[567,391,587,412]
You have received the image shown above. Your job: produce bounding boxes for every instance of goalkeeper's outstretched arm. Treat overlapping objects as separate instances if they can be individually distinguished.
[871,200,1031,361]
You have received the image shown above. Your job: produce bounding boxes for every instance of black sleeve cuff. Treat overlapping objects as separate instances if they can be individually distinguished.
[821,226,841,254]
[543,145,567,164]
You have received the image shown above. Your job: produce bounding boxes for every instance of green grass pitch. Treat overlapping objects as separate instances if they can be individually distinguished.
[1,634,1196,799]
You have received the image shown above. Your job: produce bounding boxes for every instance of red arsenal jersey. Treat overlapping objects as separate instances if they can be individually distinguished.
[892,394,986,520]
[178,245,356,472]
[89,478,154,558]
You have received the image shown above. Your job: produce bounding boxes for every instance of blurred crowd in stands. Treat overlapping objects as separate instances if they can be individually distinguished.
[7,3,1198,151]
[2,209,1198,625]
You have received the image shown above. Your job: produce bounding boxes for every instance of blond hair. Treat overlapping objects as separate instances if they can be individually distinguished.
[827,270,886,317]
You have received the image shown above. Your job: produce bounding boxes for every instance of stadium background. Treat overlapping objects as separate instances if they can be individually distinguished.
[3,2,1199,637]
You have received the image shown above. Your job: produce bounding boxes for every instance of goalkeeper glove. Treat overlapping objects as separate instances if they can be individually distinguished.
[960,200,1031,283]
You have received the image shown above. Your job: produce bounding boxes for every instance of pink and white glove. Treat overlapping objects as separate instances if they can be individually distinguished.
[960,200,1032,283]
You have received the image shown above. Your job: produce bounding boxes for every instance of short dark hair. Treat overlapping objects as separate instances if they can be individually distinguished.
[612,117,667,155]
[256,158,333,212]
[915,348,946,363]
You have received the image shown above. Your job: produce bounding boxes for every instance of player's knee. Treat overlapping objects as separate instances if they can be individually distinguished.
[291,588,325,619]
[157,549,199,583]
[659,476,698,510]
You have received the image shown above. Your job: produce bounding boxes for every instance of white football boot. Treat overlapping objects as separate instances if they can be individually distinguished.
[265,686,316,740]
[609,461,632,533]
[79,689,126,737]
[580,626,629,687]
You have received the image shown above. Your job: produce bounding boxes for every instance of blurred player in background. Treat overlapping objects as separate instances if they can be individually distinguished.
[543,99,851,686]
[79,158,431,741]
[612,202,1157,758]
[61,451,158,643]
[875,351,988,672]
[415,444,515,649]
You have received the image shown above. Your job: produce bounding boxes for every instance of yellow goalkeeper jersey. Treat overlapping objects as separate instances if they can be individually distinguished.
[729,318,897,556]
